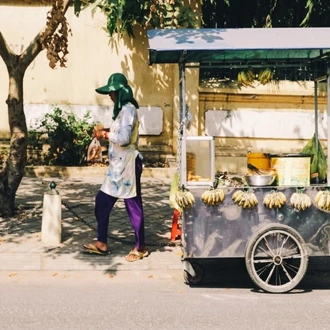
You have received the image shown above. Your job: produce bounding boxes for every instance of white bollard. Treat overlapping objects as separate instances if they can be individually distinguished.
[41,181,62,245]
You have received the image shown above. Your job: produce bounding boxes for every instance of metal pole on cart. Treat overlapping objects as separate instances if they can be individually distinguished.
[314,74,319,184]
[178,63,196,278]
[314,72,329,184]
[179,62,187,187]
[327,64,330,184]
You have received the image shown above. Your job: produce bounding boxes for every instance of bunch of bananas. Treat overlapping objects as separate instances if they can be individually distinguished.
[232,189,258,209]
[315,190,330,211]
[175,186,195,209]
[201,188,225,206]
[263,190,286,209]
[258,68,273,85]
[237,68,255,87]
[290,191,312,211]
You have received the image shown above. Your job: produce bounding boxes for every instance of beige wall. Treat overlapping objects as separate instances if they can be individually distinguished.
[199,81,327,174]
[0,2,180,159]
[0,2,326,174]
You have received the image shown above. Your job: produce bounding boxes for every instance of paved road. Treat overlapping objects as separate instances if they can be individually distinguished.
[1,270,330,330]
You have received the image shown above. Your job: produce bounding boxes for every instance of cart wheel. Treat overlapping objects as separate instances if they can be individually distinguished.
[245,224,308,293]
[183,262,204,285]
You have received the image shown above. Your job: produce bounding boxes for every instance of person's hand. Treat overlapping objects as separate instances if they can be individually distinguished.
[95,130,107,140]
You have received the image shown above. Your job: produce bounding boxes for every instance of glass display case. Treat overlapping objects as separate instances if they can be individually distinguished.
[182,136,215,187]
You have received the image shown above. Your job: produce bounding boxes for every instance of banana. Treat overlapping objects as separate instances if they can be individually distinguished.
[317,193,327,210]
[263,193,271,207]
[245,192,258,208]
[201,188,225,206]
[291,192,311,211]
[304,194,312,208]
[175,188,195,208]
[243,196,250,208]
[325,191,330,211]
[237,71,242,84]
[232,190,241,200]
[233,190,243,205]
[201,190,208,201]
[290,192,299,206]
[264,191,285,209]
[277,192,286,205]
[237,70,255,87]
[268,198,274,209]
[213,191,218,205]
[174,192,183,208]
[215,188,225,203]
[240,71,248,86]
[183,195,190,207]
[251,193,259,206]
[258,68,273,85]
[232,189,257,209]
[315,191,324,204]
[187,191,195,206]
[245,67,255,81]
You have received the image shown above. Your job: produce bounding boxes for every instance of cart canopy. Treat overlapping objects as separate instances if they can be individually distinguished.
[147,28,330,65]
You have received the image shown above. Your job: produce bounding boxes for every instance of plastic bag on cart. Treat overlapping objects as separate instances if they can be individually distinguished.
[169,172,182,212]
[301,134,327,183]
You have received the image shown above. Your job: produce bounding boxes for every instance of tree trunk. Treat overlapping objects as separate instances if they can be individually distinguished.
[0,70,27,216]
[0,0,71,216]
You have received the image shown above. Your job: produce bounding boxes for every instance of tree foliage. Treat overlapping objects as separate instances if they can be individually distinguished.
[40,0,72,68]
[73,0,330,37]
[201,0,330,29]
[75,0,199,37]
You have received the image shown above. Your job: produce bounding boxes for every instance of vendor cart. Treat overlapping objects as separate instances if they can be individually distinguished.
[147,27,330,293]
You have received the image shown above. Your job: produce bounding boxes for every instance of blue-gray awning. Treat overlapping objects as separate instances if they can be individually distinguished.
[147,28,330,65]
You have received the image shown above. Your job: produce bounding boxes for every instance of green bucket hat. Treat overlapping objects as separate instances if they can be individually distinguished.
[95,73,128,95]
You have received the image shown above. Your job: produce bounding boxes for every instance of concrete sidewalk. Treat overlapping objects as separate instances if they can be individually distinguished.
[0,172,183,274]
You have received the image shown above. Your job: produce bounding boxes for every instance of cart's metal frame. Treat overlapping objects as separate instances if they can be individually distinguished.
[147,28,330,293]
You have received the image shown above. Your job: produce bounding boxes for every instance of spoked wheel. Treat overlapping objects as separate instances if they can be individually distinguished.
[245,224,308,293]
[183,262,205,285]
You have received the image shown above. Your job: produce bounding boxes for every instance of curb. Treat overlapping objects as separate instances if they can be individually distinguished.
[0,247,183,272]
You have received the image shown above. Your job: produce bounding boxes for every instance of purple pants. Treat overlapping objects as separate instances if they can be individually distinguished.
[94,156,145,249]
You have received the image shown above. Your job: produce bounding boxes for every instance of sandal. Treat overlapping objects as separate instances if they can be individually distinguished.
[125,249,149,262]
[83,243,109,256]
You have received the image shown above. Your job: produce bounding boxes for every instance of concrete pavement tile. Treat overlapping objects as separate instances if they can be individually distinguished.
[1,173,182,272]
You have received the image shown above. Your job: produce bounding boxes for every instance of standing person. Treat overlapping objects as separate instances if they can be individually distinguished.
[83,73,148,262]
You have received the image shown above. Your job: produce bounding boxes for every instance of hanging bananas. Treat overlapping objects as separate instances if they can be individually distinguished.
[201,176,225,206]
[263,190,286,209]
[232,189,258,209]
[290,190,312,211]
[174,185,195,209]
[258,68,273,85]
[315,190,330,211]
[237,67,255,87]
[201,188,225,206]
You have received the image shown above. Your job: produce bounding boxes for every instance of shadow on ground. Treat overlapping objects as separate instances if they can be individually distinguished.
[184,258,330,293]
[0,177,180,273]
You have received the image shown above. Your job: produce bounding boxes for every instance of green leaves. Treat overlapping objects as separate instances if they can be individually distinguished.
[81,0,198,38]
[28,106,96,166]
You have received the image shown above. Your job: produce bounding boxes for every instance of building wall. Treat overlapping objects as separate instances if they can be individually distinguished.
[0,2,326,173]
[0,1,185,163]
[198,81,327,174]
